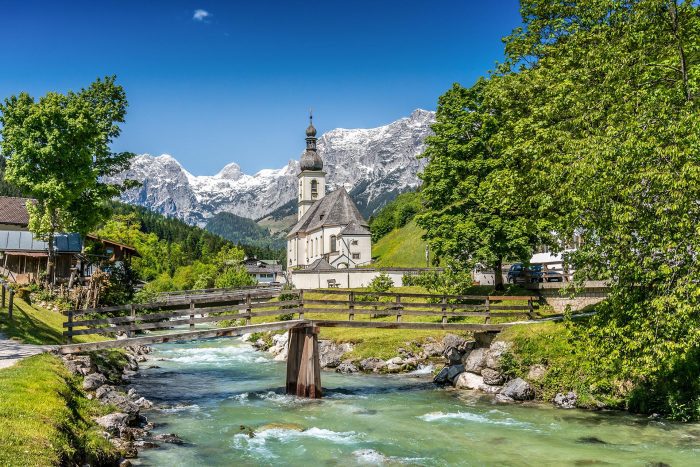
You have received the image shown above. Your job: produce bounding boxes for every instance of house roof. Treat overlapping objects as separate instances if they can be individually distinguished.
[287,188,368,237]
[0,230,82,253]
[340,222,371,236]
[0,197,32,227]
[305,257,336,271]
[85,234,140,257]
[245,264,283,274]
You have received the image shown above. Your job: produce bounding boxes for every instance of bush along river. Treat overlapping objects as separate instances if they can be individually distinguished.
[128,337,700,466]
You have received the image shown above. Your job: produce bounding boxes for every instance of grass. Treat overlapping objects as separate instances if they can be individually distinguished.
[0,298,106,345]
[249,285,540,360]
[0,353,119,466]
[371,219,430,268]
[497,318,626,409]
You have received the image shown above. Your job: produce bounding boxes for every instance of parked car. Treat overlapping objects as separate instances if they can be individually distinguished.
[507,263,564,283]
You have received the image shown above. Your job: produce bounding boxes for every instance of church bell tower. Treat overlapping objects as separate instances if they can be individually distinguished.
[297,112,326,220]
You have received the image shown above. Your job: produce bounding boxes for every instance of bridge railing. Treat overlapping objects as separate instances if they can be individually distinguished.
[62,288,540,344]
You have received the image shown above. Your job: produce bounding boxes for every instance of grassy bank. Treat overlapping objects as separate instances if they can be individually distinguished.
[371,220,429,268]
[0,353,119,466]
[0,297,105,345]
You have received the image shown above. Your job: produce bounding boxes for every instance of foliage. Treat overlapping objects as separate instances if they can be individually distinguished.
[0,76,136,280]
[356,273,394,303]
[277,283,299,321]
[417,78,551,289]
[206,211,286,252]
[0,354,119,466]
[418,0,700,419]
[369,190,422,243]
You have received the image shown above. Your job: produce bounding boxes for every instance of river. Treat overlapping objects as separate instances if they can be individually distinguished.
[130,337,700,466]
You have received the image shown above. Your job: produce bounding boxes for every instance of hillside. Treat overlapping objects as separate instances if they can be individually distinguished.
[371,219,429,268]
[206,212,286,250]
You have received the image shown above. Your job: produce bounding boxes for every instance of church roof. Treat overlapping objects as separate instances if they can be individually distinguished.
[287,188,368,237]
[340,222,371,236]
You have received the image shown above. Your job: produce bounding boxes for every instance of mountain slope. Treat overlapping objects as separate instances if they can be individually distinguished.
[371,219,429,268]
[109,109,434,226]
[205,212,286,250]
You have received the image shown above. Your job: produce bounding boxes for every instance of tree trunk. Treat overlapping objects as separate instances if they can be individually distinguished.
[46,234,55,285]
[494,257,504,291]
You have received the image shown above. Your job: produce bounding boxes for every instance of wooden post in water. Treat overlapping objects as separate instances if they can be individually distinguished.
[285,325,322,398]
[189,299,195,330]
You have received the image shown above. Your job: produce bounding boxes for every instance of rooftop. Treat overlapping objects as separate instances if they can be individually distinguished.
[288,188,368,237]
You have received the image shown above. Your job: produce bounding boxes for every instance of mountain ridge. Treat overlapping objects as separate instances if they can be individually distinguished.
[109,109,435,226]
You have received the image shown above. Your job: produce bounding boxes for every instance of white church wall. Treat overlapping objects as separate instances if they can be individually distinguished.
[291,269,407,289]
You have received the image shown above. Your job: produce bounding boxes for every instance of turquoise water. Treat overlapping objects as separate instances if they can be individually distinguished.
[131,338,700,466]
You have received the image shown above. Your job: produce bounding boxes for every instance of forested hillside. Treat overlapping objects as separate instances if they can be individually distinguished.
[205,211,286,250]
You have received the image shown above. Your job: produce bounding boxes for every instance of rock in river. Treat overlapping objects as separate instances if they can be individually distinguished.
[500,377,534,401]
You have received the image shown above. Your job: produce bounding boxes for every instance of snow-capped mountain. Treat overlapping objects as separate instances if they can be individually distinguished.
[111,109,435,226]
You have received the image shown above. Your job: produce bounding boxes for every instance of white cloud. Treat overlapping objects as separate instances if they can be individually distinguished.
[193,9,211,22]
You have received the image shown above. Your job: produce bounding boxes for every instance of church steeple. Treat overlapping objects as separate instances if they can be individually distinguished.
[297,111,326,220]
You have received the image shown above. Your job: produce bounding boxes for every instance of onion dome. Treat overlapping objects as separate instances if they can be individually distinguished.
[300,111,323,171]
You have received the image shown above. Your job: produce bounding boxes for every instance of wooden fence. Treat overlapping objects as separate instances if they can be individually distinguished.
[63,288,539,344]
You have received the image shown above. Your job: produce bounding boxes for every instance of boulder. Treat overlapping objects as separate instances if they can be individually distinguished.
[269,332,289,360]
[553,391,577,409]
[444,347,463,364]
[359,358,386,373]
[454,372,484,390]
[433,366,450,384]
[446,364,465,383]
[494,394,515,404]
[336,360,359,374]
[442,334,467,352]
[95,413,130,436]
[462,348,487,374]
[479,384,502,394]
[134,397,154,409]
[152,433,185,445]
[83,372,107,391]
[420,341,445,358]
[96,385,117,400]
[527,364,547,381]
[481,368,506,386]
[500,378,534,401]
[100,391,140,420]
[485,341,512,370]
[318,341,353,368]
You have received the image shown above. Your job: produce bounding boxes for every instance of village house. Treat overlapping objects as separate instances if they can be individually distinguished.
[243,257,283,284]
[286,115,372,269]
[0,196,138,284]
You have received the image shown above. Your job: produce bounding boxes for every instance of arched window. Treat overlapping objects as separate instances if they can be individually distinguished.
[330,235,337,252]
[311,179,318,197]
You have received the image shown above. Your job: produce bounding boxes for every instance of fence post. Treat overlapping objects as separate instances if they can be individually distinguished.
[298,289,304,320]
[245,293,252,325]
[484,296,491,324]
[441,296,447,324]
[189,299,195,331]
[66,310,73,344]
[348,291,355,321]
[127,304,135,338]
[8,288,14,319]
[395,295,402,322]
[2,283,6,308]
[528,297,535,320]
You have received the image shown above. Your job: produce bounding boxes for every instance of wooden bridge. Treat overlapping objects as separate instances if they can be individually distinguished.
[58,287,541,399]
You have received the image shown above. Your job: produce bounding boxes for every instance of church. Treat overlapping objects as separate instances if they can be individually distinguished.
[287,115,372,269]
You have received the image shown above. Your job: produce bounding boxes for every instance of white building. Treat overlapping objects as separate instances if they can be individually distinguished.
[287,115,372,269]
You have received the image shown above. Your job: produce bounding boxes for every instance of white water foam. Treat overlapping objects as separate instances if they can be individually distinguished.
[159,403,201,413]
[353,449,431,465]
[233,427,361,459]
[158,344,271,366]
[419,410,532,428]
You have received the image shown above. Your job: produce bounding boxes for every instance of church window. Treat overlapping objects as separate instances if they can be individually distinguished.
[311,180,318,197]
[352,253,360,260]
[330,235,337,252]
[351,240,358,245]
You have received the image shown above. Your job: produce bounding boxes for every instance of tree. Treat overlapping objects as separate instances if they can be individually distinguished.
[0,76,135,282]
[416,79,551,289]
[495,0,700,418]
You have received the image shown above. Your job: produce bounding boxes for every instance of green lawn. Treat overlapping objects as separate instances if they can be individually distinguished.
[371,219,430,268]
[0,298,105,345]
[0,353,118,466]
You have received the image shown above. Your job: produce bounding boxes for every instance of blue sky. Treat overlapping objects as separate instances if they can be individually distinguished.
[0,0,522,175]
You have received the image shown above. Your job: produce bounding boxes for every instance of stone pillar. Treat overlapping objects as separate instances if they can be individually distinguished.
[286,326,322,398]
